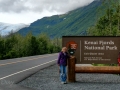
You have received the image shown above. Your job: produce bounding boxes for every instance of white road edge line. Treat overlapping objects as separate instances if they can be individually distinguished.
[0,59,57,80]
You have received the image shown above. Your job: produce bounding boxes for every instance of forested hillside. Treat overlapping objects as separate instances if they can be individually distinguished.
[87,0,120,36]
[18,0,102,38]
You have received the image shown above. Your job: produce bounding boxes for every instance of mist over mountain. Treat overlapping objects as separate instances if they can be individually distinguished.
[17,0,103,38]
[0,23,29,36]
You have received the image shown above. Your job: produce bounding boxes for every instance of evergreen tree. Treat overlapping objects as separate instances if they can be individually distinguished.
[87,0,120,36]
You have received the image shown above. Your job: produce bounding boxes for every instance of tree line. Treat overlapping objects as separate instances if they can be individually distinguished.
[87,0,120,36]
[0,33,61,60]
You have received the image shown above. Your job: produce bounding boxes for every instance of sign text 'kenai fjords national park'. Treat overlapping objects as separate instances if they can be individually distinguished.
[62,36,120,64]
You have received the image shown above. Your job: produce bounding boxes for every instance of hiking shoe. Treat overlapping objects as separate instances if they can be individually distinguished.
[61,82,65,84]
[64,81,67,84]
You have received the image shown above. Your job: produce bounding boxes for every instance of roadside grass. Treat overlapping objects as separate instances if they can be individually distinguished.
[92,64,118,66]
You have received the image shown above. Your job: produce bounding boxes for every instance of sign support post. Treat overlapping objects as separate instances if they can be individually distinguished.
[67,56,76,82]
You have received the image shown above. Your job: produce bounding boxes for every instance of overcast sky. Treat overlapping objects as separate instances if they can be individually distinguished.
[0,0,94,24]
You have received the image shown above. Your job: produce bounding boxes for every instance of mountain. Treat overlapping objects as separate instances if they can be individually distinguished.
[17,0,102,38]
[0,22,29,36]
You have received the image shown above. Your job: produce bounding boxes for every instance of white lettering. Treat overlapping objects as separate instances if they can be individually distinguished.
[106,46,117,50]
[84,41,98,45]
[84,46,105,50]
[99,40,114,46]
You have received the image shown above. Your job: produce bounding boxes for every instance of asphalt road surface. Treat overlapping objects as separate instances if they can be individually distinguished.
[0,53,58,90]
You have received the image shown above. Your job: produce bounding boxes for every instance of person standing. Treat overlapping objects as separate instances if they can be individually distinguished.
[57,47,70,84]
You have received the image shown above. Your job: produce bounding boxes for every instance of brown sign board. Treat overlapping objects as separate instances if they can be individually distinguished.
[62,36,120,64]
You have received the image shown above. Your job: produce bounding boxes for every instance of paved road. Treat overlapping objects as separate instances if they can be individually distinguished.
[0,53,58,90]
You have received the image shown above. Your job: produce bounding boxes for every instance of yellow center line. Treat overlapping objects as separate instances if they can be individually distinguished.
[0,54,57,66]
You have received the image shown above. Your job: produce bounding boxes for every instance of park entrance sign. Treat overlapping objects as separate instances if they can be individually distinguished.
[62,36,120,64]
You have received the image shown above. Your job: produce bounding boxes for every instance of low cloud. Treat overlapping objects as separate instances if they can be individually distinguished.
[0,0,94,24]
[0,0,94,13]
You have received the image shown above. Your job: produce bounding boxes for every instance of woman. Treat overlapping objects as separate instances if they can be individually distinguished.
[57,47,69,84]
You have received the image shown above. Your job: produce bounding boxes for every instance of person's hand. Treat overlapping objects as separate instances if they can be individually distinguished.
[70,56,74,58]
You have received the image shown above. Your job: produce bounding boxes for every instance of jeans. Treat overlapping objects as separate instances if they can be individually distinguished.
[60,65,67,82]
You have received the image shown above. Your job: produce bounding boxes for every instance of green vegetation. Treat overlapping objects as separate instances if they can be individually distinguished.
[92,64,118,66]
[0,33,61,60]
[18,0,102,38]
[87,0,120,36]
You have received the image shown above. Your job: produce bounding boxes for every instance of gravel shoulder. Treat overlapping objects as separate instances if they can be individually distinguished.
[18,64,120,90]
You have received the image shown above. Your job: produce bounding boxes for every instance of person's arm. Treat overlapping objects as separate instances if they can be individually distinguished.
[66,52,74,59]
[66,52,70,58]
[57,52,61,66]
[67,52,73,58]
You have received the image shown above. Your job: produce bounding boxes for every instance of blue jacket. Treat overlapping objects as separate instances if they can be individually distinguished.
[57,52,69,66]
